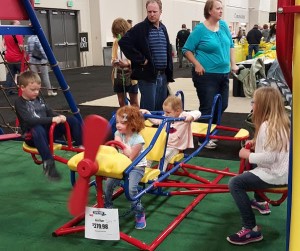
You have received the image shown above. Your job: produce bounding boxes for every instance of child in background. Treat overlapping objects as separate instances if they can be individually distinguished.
[111,18,139,107]
[15,71,82,181]
[141,95,201,171]
[104,106,147,229]
[227,87,290,245]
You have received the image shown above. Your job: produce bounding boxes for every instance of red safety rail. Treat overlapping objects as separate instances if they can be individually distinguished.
[277,0,296,90]
[0,0,34,20]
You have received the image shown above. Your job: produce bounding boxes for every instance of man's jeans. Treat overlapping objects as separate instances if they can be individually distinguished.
[25,116,82,161]
[138,72,168,111]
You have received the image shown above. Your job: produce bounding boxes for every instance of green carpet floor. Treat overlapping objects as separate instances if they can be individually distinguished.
[0,141,286,251]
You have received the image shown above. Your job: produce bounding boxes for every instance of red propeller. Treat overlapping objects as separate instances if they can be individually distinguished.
[68,115,110,216]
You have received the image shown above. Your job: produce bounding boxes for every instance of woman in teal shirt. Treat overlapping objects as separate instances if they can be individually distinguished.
[182,0,238,149]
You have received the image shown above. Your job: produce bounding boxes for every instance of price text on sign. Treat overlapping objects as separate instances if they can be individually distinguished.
[85,207,120,240]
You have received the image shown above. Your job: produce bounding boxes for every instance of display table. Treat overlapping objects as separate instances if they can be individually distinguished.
[233,58,274,97]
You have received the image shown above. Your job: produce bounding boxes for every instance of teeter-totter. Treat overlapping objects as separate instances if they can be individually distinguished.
[53,115,233,250]
[22,122,84,185]
[0,132,21,141]
[52,114,287,250]
[159,92,250,145]
[177,142,288,207]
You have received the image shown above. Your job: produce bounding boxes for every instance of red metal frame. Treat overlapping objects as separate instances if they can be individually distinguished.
[0,0,34,20]
[53,153,287,250]
[52,152,287,250]
[51,113,285,250]
[239,143,288,206]
[53,170,226,250]
[23,122,83,165]
[277,0,296,90]
[0,133,21,141]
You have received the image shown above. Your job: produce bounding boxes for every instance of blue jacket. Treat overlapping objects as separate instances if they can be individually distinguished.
[119,18,174,82]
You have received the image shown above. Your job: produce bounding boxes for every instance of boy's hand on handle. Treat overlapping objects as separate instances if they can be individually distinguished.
[59,115,66,123]
[52,116,61,124]
[52,115,66,124]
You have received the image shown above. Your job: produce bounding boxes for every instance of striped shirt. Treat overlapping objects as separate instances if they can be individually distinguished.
[148,26,167,70]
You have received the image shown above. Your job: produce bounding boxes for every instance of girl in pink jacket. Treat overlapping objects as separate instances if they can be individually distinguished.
[141,95,201,171]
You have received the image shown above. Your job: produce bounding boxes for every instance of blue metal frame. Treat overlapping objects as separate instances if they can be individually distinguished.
[108,94,223,202]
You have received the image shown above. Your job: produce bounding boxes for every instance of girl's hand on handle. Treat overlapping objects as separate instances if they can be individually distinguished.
[122,144,132,157]
[239,147,251,159]
[184,114,194,122]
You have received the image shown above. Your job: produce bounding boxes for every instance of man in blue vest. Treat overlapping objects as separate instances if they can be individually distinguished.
[119,0,174,111]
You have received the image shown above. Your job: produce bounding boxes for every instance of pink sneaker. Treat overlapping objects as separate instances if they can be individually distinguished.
[227,227,263,245]
[135,213,146,229]
[251,199,271,215]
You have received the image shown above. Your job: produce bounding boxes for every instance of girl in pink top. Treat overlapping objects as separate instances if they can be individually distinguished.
[141,95,201,171]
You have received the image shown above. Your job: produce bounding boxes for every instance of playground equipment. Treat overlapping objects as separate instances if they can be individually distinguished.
[277,0,299,250]
[0,132,21,141]
[54,114,232,250]
[22,121,83,185]
[53,95,253,249]
[0,0,84,186]
[0,1,297,250]
[53,106,287,250]
[239,143,288,206]
[158,91,250,144]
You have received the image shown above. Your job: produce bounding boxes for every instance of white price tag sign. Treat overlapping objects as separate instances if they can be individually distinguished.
[85,207,120,240]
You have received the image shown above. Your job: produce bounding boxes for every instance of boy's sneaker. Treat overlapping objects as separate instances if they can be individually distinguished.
[48,90,58,96]
[227,227,263,245]
[251,199,271,215]
[199,140,217,149]
[43,159,61,181]
[135,212,146,229]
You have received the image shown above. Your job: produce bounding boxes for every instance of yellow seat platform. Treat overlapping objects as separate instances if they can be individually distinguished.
[233,128,249,139]
[141,168,160,183]
[23,142,63,154]
[68,123,186,183]
[68,145,162,183]
[191,122,217,135]
[191,122,249,141]
[68,145,131,179]
[140,126,184,171]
